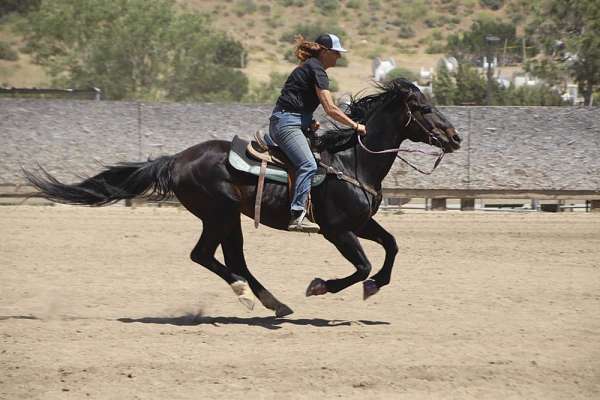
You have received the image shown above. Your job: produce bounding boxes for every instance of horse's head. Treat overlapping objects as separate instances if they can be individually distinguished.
[402,85,461,153]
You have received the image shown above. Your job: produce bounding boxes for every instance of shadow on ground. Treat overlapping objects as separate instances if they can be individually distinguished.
[0,314,389,330]
[117,315,390,330]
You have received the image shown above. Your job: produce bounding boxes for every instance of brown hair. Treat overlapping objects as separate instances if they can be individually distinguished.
[293,35,324,62]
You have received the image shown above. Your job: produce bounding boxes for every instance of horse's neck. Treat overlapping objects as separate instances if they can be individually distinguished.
[330,131,403,189]
[357,118,404,188]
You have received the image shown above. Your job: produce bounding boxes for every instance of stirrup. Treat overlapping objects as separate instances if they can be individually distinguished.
[288,210,320,233]
[254,130,268,150]
[288,221,320,233]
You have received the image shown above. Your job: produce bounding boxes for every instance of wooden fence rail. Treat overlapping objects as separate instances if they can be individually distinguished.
[3,185,599,212]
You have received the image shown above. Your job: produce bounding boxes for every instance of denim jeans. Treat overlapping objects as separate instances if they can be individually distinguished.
[266,108,317,212]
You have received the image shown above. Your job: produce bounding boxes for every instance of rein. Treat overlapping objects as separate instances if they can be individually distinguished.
[357,103,445,175]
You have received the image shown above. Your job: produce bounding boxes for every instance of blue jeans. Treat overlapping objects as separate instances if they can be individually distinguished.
[266,109,317,212]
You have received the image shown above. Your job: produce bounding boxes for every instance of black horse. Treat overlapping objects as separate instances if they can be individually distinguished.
[25,79,461,317]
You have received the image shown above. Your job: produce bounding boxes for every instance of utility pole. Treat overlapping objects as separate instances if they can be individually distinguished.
[485,35,500,106]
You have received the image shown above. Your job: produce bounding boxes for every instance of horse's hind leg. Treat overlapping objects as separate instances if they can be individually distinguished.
[221,217,294,317]
[190,219,257,310]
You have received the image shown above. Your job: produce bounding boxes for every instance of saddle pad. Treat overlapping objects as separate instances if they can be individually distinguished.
[228,135,325,186]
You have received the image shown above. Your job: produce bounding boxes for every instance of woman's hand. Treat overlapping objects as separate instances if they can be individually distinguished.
[355,123,367,136]
[310,120,320,132]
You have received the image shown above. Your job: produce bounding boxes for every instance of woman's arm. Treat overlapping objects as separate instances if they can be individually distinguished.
[316,87,367,135]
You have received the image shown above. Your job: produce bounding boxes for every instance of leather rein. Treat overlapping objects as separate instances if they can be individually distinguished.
[357,102,446,175]
[317,97,446,204]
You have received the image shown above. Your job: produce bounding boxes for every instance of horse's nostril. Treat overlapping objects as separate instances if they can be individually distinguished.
[452,135,461,143]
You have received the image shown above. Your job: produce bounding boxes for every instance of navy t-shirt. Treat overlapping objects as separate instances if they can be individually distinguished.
[276,57,330,114]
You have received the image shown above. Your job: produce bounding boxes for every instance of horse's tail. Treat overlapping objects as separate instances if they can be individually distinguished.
[23,156,176,206]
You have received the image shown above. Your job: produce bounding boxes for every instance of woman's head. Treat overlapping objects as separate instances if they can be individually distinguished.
[294,33,347,68]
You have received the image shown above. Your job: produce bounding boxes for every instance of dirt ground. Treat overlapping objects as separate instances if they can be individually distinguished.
[1,205,599,399]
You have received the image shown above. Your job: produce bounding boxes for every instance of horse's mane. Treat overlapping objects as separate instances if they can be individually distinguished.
[314,78,419,153]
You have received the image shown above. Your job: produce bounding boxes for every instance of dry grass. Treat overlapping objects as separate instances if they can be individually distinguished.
[1,0,520,92]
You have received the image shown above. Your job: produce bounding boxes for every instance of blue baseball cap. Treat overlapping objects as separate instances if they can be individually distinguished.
[315,34,347,52]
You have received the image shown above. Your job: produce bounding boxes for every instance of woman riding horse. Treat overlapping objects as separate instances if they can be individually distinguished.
[265,33,367,233]
[25,79,461,318]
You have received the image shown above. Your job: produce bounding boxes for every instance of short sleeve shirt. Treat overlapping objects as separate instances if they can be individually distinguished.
[276,57,330,115]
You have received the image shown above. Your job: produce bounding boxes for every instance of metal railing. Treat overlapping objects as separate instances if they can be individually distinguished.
[0,87,102,100]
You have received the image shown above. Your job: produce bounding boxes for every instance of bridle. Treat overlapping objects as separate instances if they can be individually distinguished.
[357,99,446,175]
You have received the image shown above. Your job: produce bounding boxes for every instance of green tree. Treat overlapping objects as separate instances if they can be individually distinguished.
[18,0,248,101]
[454,64,488,105]
[526,0,600,105]
[433,63,565,106]
[446,16,533,64]
[432,63,456,105]
[0,0,40,16]
[497,84,565,106]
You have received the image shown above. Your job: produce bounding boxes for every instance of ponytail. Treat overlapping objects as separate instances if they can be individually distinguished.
[293,35,323,62]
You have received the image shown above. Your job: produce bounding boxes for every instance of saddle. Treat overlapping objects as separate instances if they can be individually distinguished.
[227,132,382,229]
[228,133,326,229]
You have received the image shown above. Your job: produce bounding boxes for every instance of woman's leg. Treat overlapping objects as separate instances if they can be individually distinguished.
[270,124,317,212]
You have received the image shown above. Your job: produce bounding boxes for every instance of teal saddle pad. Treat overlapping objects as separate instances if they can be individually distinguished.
[228,135,326,186]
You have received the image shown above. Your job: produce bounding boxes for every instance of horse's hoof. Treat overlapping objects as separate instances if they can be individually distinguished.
[231,281,255,310]
[275,304,294,318]
[363,279,379,300]
[237,295,255,311]
[306,278,328,297]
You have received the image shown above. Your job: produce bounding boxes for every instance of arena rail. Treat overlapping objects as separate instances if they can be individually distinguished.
[3,184,599,212]
[381,188,600,212]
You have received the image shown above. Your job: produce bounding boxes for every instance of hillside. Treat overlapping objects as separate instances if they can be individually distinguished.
[0,0,525,96]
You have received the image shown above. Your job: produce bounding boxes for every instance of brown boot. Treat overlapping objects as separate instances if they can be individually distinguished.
[288,210,320,233]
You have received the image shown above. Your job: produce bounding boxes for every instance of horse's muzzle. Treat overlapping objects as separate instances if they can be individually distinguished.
[445,128,461,152]
[433,127,461,152]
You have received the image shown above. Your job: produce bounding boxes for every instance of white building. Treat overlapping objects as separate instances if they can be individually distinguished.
[372,57,397,82]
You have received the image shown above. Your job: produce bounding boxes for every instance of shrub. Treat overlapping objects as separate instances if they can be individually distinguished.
[394,42,417,54]
[215,37,247,68]
[394,0,428,22]
[392,20,416,39]
[368,0,381,11]
[280,22,346,44]
[277,0,306,6]
[385,67,419,83]
[233,0,257,17]
[425,42,446,54]
[431,29,443,41]
[346,0,362,9]
[479,0,504,10]
[266,16,283,29]
[497,84,565,106]
[314,0,339,14]
[398,26,415,38]
[0,41,18,61]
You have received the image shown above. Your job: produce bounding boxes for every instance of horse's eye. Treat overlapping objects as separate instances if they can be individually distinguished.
[421,106,432,114]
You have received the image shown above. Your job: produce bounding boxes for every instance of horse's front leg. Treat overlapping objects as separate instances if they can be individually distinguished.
[306,230,371,296]
[354,218,398,300]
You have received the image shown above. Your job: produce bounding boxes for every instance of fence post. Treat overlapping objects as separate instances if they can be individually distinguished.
[431,198,447,211]
[460,198,475,211]
[590,200,600,213]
